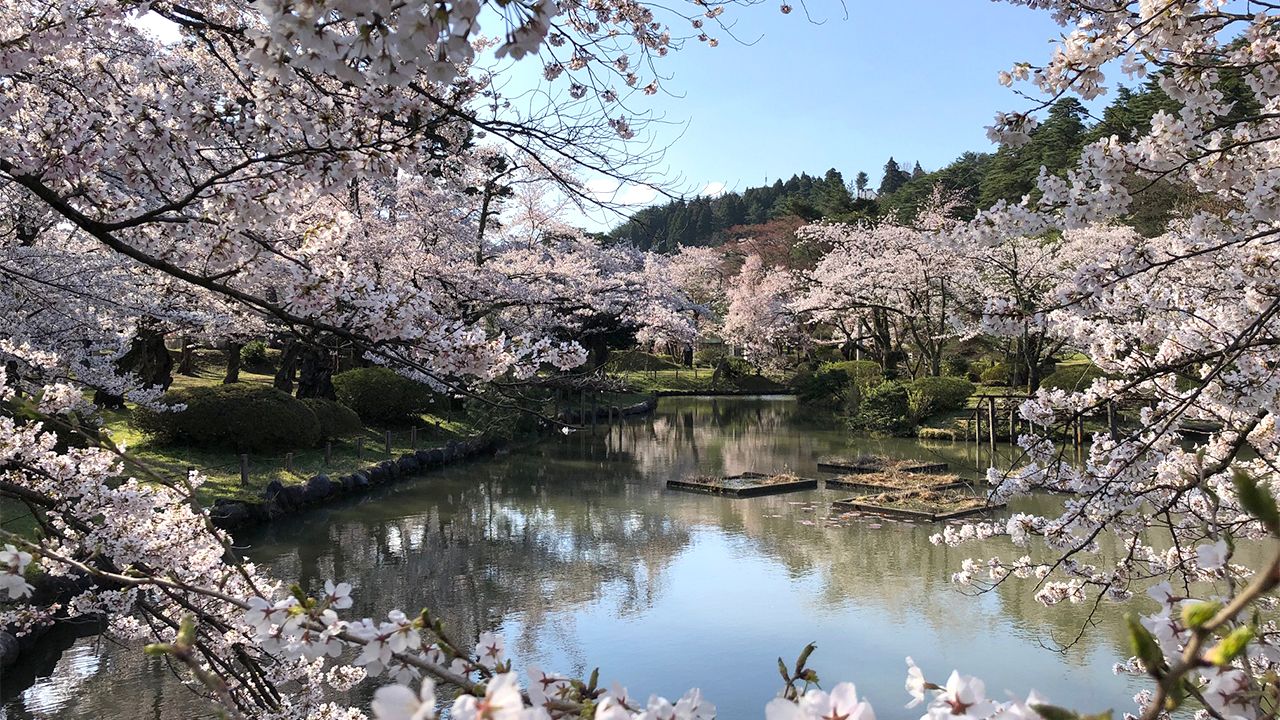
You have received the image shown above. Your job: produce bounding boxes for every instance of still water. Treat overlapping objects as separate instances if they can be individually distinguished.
[2,396,1148,719]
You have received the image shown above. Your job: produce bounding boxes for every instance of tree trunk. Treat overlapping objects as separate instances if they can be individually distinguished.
[94,326,174,408]
[178,335,195,376]
[224,341,243,384]
[274,339,301,394]
[296,345,336,399]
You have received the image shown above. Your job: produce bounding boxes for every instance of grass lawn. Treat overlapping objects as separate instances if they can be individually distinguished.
[96,368,658,504]
[609,368,786,394]
[102,407,476,503]
[97,366,480,503]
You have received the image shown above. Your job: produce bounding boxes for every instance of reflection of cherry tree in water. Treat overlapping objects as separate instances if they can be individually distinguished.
[249,460,693,674]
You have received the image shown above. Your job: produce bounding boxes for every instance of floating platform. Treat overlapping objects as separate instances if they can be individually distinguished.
[824,470,969,493]
[815,455,949,475]
[833,488,1006,522]
[667,472,819,497]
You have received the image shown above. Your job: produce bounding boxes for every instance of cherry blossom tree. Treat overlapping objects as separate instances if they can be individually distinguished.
[3,0,1280,719]
[720,254,805,371]
[795,188,974,377]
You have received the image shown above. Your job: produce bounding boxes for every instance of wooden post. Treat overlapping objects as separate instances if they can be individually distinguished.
[1074,415,1084,448]
[285,452,294,473]
[411,426,418,449]
[1008,402,1015,443]
[384,430,393,456]
[324,441,332,466]
[987,396,997,456]
[239,454,249,486]
[973,406,981,445]
[356,438,364,459]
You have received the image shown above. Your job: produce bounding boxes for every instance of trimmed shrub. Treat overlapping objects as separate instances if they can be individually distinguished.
[979,362,1011,386]
[609,350,679,371]
[1041,363,1109,392]
[693,346,729,367]
[300,398,363,439]
[240,340,269,370]
[333,367,434,424]
[711,356,757,380]
[793,360,884,407]
[941,355,971,378]
[809,345,843,365]
[909,376,975,414]
[821,360,884,390]
[967,358,992,383]
[792,368,847,406]
[917,426,961,441]
[850,380,912,435]
[132,384,320,452]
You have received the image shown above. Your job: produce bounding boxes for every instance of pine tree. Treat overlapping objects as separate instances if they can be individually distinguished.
[878,157,911,196]
[817,168,855,216]
[854,171,869,198]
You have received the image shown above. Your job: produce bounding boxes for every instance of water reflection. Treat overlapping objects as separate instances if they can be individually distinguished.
[2,396,1146,720]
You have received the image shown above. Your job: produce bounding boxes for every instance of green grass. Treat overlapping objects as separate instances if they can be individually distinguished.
[98,368,479,504]
[610,368,786,394]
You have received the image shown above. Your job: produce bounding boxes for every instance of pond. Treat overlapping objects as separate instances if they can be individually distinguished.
[2,396,1147,719]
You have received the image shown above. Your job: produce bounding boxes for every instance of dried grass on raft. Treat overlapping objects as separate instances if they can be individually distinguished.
[830,470,962,490]
[859,488,992,513]
[757,472,803,486]
[687,472,803,486]
[820,453,888,468]
[819,454,943,471]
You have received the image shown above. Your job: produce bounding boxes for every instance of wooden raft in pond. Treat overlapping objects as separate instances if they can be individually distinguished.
[816,454,949,475]
[824,470,970,493]
[667,471,818,497]
[833,487,1006,522]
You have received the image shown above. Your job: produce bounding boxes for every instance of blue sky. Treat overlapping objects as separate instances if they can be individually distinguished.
[138,1,1076,228]
[571,0,1072,226]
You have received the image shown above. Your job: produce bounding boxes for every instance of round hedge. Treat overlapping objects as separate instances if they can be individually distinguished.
[132,383,320,452]
[979,362,1011,386]
[908,376,976,413]
[1041,363,1109,392]
[821,360,885,389]
[850,380,912,435]
[332,367,434,424]
[794,360,885,408]
[300,398,363,439]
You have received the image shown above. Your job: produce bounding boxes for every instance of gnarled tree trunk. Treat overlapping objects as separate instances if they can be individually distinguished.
[296,345,336,400]
[223,341,243,384]
[93,325,174,408]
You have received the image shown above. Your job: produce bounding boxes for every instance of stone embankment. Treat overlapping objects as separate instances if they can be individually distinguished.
[208,436,497,529]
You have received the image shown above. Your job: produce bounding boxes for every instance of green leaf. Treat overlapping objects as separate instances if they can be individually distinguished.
[1180,600,1222,629]
[1205,625,1255,666]
[1125,613,1166,675]
[175,615,197,647]
[1163,678,1192,712]
[1232,469,1279,535]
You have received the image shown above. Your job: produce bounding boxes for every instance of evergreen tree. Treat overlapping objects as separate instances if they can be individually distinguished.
[854,171,869,198]
[878,157,911,196]
[817,168,855,216]
[911,161,926,179]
